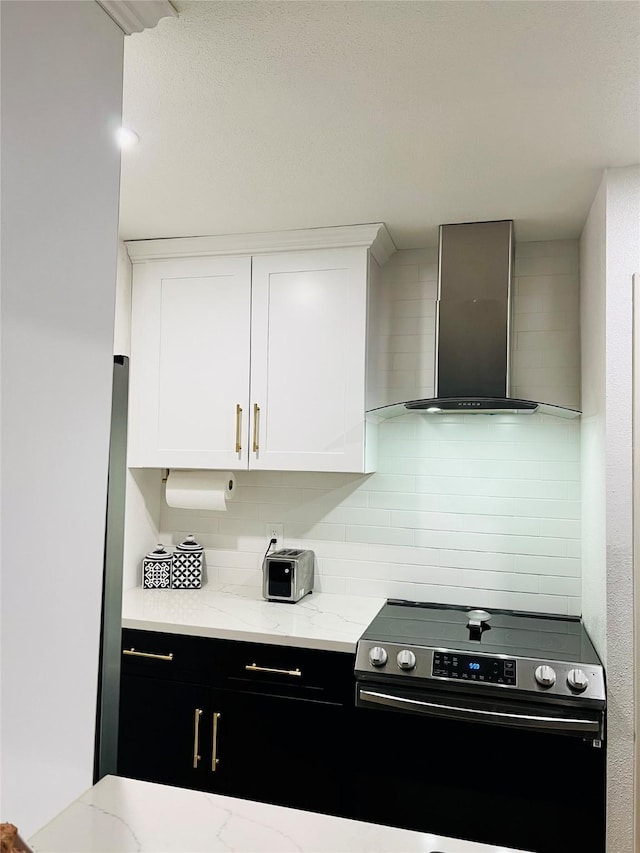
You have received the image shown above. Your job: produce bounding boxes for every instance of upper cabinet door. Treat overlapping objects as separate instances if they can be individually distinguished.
[249,248,369,472]
[128,256,252,468]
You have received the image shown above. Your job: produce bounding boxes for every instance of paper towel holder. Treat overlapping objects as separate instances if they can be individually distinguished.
[161,469,235,494]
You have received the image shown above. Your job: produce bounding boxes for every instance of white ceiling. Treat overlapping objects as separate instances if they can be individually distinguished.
[120,1,640,249]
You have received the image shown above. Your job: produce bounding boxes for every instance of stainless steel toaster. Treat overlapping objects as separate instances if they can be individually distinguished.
[263,548,314,603]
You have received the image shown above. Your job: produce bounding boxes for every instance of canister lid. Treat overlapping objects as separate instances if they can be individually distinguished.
[145,544,171,561]
[176,534,203,552]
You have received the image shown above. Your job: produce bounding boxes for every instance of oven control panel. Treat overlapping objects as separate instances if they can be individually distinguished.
[432,651,516,685]
[354,641,607,703]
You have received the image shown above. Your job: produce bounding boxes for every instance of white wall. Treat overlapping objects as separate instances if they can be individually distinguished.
[133,240,584,615]
[0,0,123,835]
[580,165,640,853]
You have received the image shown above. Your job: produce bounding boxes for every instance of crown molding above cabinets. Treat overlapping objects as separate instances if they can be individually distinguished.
[125,223,396,269]
[96,0,177,35]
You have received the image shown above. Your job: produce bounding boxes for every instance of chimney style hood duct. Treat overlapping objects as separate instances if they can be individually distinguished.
[369,220,580,420]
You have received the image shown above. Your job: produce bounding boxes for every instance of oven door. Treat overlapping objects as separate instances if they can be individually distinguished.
[353,680,606,853]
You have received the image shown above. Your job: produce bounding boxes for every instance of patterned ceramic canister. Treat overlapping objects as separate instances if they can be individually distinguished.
[171,534,204,589]
[142,544,172,589]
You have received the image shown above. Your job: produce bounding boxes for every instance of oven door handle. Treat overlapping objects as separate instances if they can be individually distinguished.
[358,688,602,734]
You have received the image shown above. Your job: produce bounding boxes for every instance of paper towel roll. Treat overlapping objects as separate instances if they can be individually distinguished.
[165,470,236,512]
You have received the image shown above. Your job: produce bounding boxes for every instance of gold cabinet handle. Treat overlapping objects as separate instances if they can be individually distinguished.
[245,663,302,677]
[211,712,221,772]
[252,403,260,453]
[193,708,203,769]
[235,404,242,453]
[123,648,174,662]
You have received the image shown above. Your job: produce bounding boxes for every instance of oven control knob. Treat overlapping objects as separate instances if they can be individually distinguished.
[369,646,388,667]
[397,649,416,671]
[534,665,557,688]
[567,668,589,692]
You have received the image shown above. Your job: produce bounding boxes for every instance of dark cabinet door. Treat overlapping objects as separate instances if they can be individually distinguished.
[214,689,350,817]
[117,674,211,792]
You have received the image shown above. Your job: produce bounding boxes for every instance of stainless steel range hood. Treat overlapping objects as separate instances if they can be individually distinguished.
[368,220,580,420]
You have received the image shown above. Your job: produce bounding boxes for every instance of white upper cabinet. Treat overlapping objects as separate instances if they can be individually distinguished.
[250,249,369,472]
[128,255,252,469]
[126,225,395,473]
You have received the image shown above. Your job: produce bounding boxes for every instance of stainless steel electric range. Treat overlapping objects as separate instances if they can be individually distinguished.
[352,600,606,853]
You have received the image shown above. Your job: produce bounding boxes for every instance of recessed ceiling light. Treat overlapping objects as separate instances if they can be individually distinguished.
[116,127,139,149]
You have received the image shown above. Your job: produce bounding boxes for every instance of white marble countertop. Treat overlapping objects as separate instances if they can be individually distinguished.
[29,775,530,853]
[121,583,386,652]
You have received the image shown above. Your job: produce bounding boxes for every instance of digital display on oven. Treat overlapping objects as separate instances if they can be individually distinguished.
[432,652,516,685]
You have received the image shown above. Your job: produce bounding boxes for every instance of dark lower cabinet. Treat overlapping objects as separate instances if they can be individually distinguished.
[118,674,209,791]
[209,690,349,815]
[117,629,354,818]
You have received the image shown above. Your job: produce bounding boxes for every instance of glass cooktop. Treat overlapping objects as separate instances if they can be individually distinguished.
[361,599,602,666]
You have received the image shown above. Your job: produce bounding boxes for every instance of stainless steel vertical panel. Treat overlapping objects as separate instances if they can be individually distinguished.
[95,355,129,781]
[436,220,513,399]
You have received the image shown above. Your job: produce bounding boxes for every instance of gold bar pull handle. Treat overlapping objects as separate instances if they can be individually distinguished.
[193,708,203,769]
[252,403,260,453]
[123,648,174,662]
[235,404,242,453]
[245,663,302,677]
[211,712,221,772]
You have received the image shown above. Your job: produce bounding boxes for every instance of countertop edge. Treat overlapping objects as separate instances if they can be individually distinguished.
[121,616,360,653]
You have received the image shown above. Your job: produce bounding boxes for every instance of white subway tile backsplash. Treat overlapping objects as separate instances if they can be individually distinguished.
[386,335,425,353]
[567,597,581,617]
[391,510,464,532]
[539,518,581,539]
[394,263,420,284]
[321,506,390,526]
[414,528,568,557]
[462,515,540,537]
[390,298,436,318]
[388,316,437,336]
[436,549,515,572]
[461,569,539,594]
[514,312,574,332]
[389,248,437,266]
[385,282,437,301]
[566,539,582,558]
[156,241,582,617]
[515,240,579,258]
[345,524,415,546]
[238,486,303,504]
[217,566,261,586]
[514,255,577,276]
[513,288,544,313]
[369,492,440,511]
[418,262,438,282]
[365,472,416,491]
[514,555,580,576]
[539,575,581,596]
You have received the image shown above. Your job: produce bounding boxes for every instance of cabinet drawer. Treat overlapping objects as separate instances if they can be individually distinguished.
[219,639,354,704]
[121,629,216,684]
[121,629,355,703]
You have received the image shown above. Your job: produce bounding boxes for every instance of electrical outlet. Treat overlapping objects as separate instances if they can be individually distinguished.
[266,523,283,550]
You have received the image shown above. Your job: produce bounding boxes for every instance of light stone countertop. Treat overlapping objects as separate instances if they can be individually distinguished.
[121,583,386,652]
[29,775,531,853]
